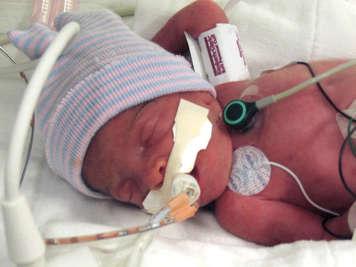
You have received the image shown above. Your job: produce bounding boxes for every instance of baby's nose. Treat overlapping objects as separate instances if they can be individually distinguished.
[144,157,167,190]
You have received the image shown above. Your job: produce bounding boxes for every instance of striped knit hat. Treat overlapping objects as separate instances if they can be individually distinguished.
[8,10,215,198]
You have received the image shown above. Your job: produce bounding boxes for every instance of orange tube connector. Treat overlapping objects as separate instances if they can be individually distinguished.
[168,193,198,222]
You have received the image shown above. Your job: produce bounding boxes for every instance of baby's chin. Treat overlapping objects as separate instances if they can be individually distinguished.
[191,155,230,207]
[196,171,230,207]
[196,116,232,206]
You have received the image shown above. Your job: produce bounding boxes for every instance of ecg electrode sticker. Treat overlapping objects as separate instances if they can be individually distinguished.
[228,145,271,196]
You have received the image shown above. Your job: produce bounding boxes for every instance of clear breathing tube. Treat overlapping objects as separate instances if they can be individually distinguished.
[256,59,356,109]
[1,21,80,267]
[4,22,80,201]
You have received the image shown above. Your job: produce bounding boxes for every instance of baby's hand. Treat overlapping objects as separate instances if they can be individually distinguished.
[152,0,228,54]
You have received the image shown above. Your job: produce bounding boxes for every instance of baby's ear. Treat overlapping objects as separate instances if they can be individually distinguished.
[8,23,57,59]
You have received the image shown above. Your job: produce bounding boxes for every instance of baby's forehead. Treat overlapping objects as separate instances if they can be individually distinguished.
[128,90,218,125]
[140,91,218,107]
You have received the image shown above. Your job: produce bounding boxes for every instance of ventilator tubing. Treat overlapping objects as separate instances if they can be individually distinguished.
[1,194,45,266]
[142,99,212,214]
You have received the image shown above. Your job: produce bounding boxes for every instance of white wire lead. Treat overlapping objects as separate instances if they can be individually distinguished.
[267,161,340,217]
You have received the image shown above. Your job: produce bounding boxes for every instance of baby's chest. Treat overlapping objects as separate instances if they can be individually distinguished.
[228,140,353,212]
[228,85,356,207]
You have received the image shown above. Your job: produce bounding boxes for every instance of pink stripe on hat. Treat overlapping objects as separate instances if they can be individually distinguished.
[11,9,216,198]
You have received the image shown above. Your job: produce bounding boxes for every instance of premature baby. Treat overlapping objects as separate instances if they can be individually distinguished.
[9,0,356,246]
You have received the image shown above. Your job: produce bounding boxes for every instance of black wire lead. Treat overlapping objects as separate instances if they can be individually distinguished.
[338,125,356,199]
[296,61,356,123]
[322,215,353,239]
[297,61,356,239]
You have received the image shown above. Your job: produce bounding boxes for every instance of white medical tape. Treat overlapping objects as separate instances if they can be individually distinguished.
[348,201,356,233]
[228,145,271,196]
[185,31,207,80]
[241,84,259,98]
[336,99,356,139]
[142,99,212,214]
[198,23,250,86]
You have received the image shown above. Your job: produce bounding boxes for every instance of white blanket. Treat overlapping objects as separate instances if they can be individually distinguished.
[134,0,356,77]
[2,0,356,266]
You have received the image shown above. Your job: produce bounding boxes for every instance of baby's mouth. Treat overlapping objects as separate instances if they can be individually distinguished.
[189,164,202,200]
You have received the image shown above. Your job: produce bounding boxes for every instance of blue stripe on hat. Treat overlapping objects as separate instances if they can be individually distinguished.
[48,57,213,182]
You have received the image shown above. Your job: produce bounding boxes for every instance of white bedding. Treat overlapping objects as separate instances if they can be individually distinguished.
[1,0,356,266]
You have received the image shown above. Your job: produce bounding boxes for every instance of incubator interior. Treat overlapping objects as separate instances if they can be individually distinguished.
[1,0,356,267]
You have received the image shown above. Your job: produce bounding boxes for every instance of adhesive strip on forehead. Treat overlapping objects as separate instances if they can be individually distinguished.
[143,99,212,214]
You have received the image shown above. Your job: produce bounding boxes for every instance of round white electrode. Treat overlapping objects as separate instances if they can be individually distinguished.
[228,145,271,196]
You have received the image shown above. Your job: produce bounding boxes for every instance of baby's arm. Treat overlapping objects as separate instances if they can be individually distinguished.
[152,0,228,53]
[215,190,352,246]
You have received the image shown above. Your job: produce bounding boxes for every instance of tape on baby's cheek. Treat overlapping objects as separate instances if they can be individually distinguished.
[228,145,271,196]
[336,100,356,139]
[198,23,250,86]
[142,99,212,214]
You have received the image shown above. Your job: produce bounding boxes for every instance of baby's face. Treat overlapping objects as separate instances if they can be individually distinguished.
[82,91,232,207]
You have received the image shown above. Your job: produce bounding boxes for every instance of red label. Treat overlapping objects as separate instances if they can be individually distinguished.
[204,34,225,76]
